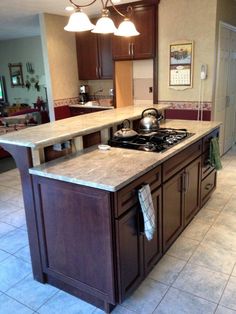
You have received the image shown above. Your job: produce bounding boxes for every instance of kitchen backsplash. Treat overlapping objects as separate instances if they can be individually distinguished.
[158,100,212,111]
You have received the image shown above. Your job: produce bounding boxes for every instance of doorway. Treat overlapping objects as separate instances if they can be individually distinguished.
[214,22,236,155]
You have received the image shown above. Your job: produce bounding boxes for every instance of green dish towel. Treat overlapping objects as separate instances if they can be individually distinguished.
[209,137,222,170]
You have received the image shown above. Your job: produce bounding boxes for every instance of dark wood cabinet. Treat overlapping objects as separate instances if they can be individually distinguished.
[33,178,116,308]
[184,158,201,225]
[116,205,144,302]
[162,141,202,252]
[76,31,113,80]
[116,186,162,302]
[200,129,219,206]
[163,158,201,252]
[163,171,183,252]
[112,1,156,60]
[30,127,219,312]
[144,187,162,274]
[115,166,162,301]
[70,106,108,116]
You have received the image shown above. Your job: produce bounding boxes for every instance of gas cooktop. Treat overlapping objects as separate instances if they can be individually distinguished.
[108,128,195,153]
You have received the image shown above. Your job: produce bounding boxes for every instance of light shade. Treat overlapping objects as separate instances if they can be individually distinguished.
[91,16,117,34]
[114,18,140,37]
[64,10,95,32]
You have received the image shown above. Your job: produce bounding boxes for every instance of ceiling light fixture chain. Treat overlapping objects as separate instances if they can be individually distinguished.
[64,0,140,36]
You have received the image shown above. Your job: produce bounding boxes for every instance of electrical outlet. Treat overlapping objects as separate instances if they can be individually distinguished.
[149,87,153,93]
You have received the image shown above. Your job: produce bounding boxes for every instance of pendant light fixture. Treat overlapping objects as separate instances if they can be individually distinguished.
[64,0,140,37]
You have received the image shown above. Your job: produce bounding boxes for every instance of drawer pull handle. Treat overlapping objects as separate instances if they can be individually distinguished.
[205,183,213,190]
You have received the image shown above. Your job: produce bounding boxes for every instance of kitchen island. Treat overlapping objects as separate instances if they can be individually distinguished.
[0,105,221,313]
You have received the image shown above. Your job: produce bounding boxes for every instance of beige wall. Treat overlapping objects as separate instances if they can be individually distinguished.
[158,0,217,103]
[42,14,79,101]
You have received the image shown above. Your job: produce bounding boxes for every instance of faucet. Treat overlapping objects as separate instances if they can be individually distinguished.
[93,88,103,105]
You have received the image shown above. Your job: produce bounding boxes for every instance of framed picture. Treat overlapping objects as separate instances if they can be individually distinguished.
[169,41,193,90]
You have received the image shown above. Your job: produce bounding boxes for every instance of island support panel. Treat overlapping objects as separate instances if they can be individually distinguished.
[0,143,45,283]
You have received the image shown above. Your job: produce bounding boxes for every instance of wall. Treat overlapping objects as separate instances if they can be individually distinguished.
[133,59,153,105]
[158,0,217,118]
[40,13,79,120]
[0,36,45,106]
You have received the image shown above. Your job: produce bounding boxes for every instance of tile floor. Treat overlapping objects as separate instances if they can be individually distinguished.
[1,147,236,313]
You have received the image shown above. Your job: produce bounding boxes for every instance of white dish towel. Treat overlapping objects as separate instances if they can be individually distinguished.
[138,184,156,241]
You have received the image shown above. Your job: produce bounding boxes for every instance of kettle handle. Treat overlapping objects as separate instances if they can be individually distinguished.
[141,108,159,118]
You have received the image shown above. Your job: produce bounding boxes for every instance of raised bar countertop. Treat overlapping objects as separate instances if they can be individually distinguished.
[29,120,221,192]
[69,103,114,110]
[0,104,169,148]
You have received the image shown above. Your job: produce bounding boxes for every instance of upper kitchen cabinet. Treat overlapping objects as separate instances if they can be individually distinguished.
[76,31,113,80]
[112,0,157,60]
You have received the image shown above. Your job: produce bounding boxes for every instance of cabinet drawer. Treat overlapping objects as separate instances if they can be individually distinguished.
[202,129,219,153]
[115,166,161,218]
[201,170,217,206]
[201,150,215,179]
[163,140,202,182]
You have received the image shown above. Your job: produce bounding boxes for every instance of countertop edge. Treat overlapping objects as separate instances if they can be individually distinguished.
[0,105,171,149]
[29,121,222,192]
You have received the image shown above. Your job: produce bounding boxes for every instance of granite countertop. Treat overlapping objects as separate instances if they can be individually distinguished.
[0,104,169,148]
[69,103,114,110]
[29,120,221,192]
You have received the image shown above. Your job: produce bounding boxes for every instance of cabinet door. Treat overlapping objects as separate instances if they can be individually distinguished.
[112,11,133,61]
[163,171,183,252]
[76,32,99,80]
[116,205,144,302]
[33,177,116,303]
[112,2,156,60]
[98,35,113,79]
[133,5,156,59]
[184,157,201,225]
[143,187,162,274]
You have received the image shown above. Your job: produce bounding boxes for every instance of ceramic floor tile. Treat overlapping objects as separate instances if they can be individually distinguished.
[0,209,26,228]
[37,290,96,314]
[220,276,236,311]
[173,263,228,303]
[189,242,236,274]
[14,245,31,263]
[222,195,236,215]
[203,225,236,252]
[7,193,25,208]
[0,200,22,219]
[0,255,32,292]
[166,236,199,261]
[181,219,211,242]
[0,249,11,262]
[0,221,16,238]
[214,212,236,233]
[215,305,236,314]
[194,208,219,224]
[203,190,232,212]
[0,293,34,314]
[153,287,217,314]
[0,228,29,254]
[232,264,236,277]
[0,187,22,202]
[121,278,168,314]
[6,274,58,311]
[148,255,186,285]
[0,177,22,189]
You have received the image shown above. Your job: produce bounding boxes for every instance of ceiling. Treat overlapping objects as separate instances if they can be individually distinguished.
[0,0,138,41]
